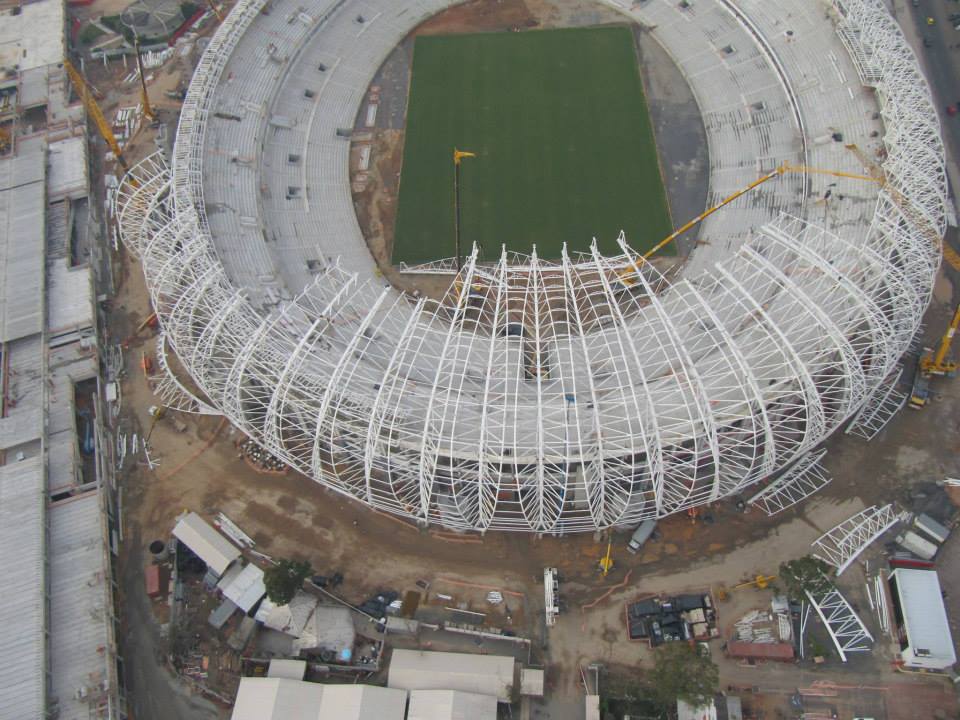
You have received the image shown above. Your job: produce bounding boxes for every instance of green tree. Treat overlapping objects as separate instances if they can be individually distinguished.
[647,642,719,711]
[263,558,312,605]
[778,555,834,600]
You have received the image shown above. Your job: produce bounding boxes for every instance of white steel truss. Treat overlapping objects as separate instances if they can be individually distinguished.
[111,0,947,532]
[149,334,220,415]
[845,367,908,440]
[812,504,901,574]
[805,585,874,662]
[747,449,831,516]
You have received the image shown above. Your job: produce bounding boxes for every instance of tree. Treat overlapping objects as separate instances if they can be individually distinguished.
[263,558,312,605]
[778,555,834,600]
[647,642,719,711]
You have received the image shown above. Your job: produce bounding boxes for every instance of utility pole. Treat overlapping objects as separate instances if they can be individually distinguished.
[453,148,475,272]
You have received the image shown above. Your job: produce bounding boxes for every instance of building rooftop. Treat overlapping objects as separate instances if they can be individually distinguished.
[230,678,406,720]
[173,511,241,576]
[0,456,46,719]
[0,143,46,342]
[218,562,266,612]
[891,568,957,668]
[0,0,66,73]
[388,650,516,703]
[407,689,498,720]
[49,489,116,720]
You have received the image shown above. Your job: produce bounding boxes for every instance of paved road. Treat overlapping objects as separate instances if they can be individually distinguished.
[121,524,222,720]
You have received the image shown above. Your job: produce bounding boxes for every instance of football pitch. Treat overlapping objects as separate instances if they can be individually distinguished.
[392,25,674,266]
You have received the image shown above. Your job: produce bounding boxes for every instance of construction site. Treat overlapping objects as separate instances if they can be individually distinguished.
[3,0,960,718]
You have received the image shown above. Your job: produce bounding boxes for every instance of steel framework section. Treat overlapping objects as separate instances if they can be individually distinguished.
[747,449,831,516]
[112,0,947,531]
[812,504,901,574]
[805,585,874,662]
[149,334,220,415]
[845,367,908,440]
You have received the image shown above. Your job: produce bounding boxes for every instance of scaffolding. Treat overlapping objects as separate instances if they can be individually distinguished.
[113,0,947,532]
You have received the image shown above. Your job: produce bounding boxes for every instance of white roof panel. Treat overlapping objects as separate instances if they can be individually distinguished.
[891,568,957,668]
[230,679,405,720]
[266,659,306,680]
[388,650,515,702]
[318,685,406,720]
[47,261,94,335]
[47,137,88,201]
[231,677,322,720]
[49,490,116,720]
[0,146,46,342]
[220,562,265,612]
[0,457,46,719]
[407,690,497,720]
[173,512,240,576]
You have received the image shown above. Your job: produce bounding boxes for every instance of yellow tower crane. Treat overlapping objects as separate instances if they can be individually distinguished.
[64,59,129,172]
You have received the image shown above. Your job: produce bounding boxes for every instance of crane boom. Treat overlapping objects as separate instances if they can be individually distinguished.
[641,161,880,260]
[64,59,128,171]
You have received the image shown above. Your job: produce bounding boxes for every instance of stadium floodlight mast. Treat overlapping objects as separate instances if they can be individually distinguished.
[452,147,476,271]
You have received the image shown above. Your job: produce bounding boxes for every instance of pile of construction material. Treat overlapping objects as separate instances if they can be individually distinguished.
[236,437,287,474]
[626,592,718,645]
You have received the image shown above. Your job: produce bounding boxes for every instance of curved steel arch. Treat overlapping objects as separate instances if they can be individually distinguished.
[115,0,946,532]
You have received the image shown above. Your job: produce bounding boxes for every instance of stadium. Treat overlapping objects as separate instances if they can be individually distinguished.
[116,0,946,533]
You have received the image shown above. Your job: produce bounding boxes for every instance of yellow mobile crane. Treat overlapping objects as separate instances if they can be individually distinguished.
[64,59,129,172]
[921,305,960,377]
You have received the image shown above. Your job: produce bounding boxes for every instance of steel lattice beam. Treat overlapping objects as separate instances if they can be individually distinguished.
[845,367,908,440]
[812,504,901,574]
[806,585,874,662]
[748,449,832,516]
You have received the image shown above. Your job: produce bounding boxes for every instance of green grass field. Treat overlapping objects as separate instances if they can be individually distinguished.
[392,26,673,265]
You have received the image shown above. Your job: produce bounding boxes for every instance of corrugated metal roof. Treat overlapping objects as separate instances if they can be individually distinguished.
[173,512,241,576]
[219,562,265,612]
[230,677,322,720]
[0,456,47,719]
[230,679,405,720]
[47,261,94,335]
[266,659,306,680]
[388,650,515,702]
[407,690,497,720]
[255,592,318,637]
[47,137,88,201]
[0,144,46,342]
[318,685,407,720]
[891,568,957,668]
[49,490,118,719]
[0,335,44,450]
